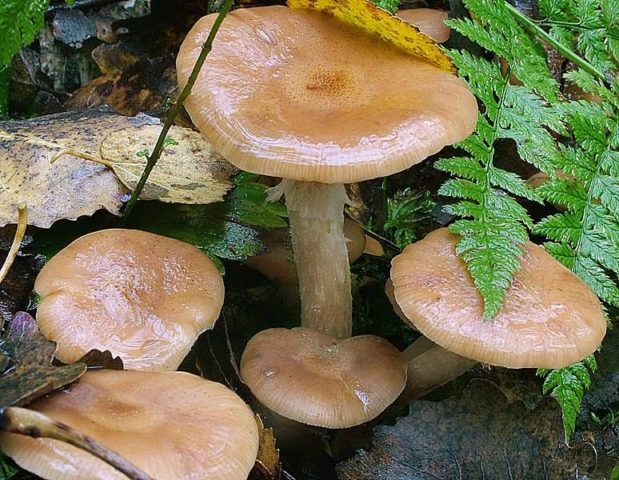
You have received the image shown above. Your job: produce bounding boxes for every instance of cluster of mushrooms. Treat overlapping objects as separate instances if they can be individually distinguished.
[0,4,607,480]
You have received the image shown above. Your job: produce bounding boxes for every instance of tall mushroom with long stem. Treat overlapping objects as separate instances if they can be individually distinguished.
[177,6,478,338]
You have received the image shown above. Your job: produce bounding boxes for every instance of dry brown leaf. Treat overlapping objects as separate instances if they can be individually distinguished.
[0,109,236,228]
[100,125,236,204]
[254,414,281,480]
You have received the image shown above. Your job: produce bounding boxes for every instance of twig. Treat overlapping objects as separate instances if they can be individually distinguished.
[504,2,608,83]
[121,0,235,222]
[0,407,155,480]
[0,204,27,285]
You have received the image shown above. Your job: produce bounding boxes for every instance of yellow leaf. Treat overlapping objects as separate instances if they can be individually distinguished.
[287,0,455,73]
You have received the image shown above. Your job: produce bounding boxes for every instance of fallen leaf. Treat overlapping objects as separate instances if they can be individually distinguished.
[0,109,236,228]
[253,414,281,479]
[0,109,143,228]
[336,377,597,479]
[287,0,454,73]
[100,124,236,205]
[78,350,124,371]
[0,312,87,408]
[66,51,177,116]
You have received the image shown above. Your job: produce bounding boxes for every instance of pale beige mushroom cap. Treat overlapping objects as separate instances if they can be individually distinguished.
[397,9,450,43]
[177,6,477,184]
[240,327,407,428]
[390,228,607,369]
[0,370,259,480]
[34,229,224,371]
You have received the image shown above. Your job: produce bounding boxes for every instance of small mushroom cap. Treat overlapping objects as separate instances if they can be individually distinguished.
[0,370,259,480]
[34,229,224,371]
[240,327,407,428]
[177,6,477,184]
[390,228,607,368]
[397,9,450,43]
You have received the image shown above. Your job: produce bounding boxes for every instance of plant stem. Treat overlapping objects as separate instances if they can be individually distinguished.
[121,0,234,222]
[0,204,26,285]
[0,407,155,480]
[504,2,607,83]
[0,66,9,119]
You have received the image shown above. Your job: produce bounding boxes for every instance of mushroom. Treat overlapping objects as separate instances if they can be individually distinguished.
[245,218,366,285]
[0,370,259,480]
[240,327,407,428]
[34,229,224,371]
[177,6,478,338]
[397,9,450,43]
[389,228,607,396]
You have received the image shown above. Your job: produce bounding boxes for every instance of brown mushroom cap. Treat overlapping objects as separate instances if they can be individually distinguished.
[240,327,407,428]
[177,6,477,184]
[397,9,450,43]
[390,228,607,368]
[34,229,224,371]
[0,370,259,480]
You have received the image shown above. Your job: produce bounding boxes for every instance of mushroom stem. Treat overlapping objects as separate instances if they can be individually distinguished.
[403,337,477,399]
[0,406,156,480]
[271,180,352,338]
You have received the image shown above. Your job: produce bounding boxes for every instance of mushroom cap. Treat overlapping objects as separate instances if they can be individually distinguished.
[177,6,477,184]
[0,370,259,480]
[397,9,450,43]
[240,327,407,428]
[390,228,607,368]
[34,229,224,371]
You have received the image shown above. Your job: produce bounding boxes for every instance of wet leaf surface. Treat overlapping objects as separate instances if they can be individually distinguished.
[101,124,236,204]
[0,110,140,227]
[0,313,86,408]
[337,376,599,479]
[0,109,237,228]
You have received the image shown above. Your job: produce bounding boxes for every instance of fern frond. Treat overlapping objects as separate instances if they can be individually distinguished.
[437,1,565,318]
[539,0,618,73]
[535,97,619,308]
[443,0,617,442]
[538,356,597,443]
[0,0,50,67]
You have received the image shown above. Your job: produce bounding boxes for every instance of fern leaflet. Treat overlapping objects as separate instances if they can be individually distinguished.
[0,0,50,67]
[537,355,597,443]
[436,0,564,318]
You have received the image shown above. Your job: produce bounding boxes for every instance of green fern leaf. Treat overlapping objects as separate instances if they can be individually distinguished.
[371,0,400,14]
[538,356,597,443]
[0,0,50,67]
[384,188,436,249]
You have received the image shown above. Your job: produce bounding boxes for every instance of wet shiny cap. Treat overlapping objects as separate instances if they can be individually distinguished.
[390,228,607,369]
[177,6,478,184]
[34,229,224,371]
[240,327,407,428]
[397,9,450,43]
[0,370,259,480]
